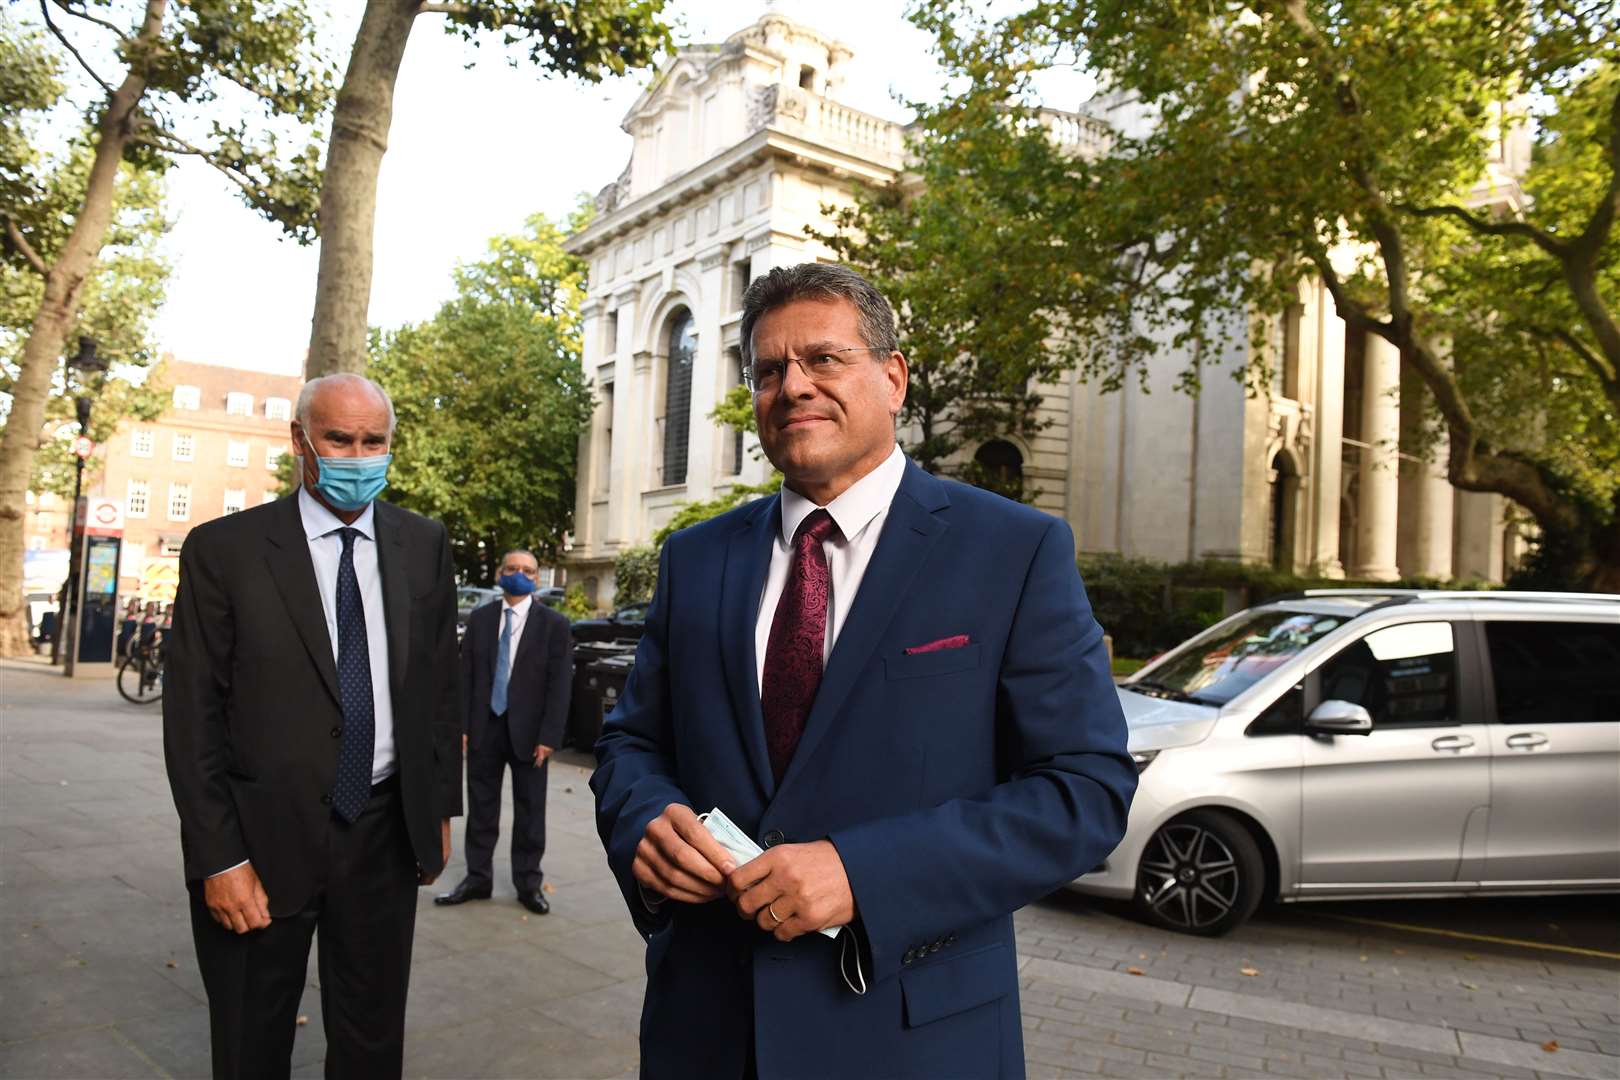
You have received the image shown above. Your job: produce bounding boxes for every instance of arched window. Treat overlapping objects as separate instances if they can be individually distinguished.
[661,310,696,486]
[1270,452,1300,570]
[973,440,1024,500]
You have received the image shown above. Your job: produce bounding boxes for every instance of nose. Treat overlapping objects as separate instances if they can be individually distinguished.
[778,356,817,398]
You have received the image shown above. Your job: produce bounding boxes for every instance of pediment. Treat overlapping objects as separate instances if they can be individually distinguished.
[621,46,728,130]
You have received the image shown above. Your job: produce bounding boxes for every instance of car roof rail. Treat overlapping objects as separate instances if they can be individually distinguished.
[1271,587,1618,607]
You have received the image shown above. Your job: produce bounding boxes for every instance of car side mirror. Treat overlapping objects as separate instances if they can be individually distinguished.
[1305,699,1374,735]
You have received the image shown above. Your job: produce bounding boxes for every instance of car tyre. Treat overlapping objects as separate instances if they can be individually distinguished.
[1133,810,1265,936]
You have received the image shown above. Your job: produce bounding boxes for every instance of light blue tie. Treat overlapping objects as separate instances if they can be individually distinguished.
[491,606,513,716]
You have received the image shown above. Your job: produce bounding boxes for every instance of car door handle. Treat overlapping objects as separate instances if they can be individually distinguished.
[1431,734,1475,753]
[1505,732,1549,751]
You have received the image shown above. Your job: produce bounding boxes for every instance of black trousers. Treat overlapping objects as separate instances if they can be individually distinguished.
[189,780,418,1080]
[463,713,549,892]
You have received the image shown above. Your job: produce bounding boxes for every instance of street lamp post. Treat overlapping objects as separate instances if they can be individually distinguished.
[60,337,105,676]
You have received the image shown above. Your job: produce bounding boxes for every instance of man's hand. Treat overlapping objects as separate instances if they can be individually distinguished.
[418,818,452,885]
[204,863,271,934]
[462,733,468,754]
[632,803,735,904]
[533,743,553,766]
[728,840,854,942]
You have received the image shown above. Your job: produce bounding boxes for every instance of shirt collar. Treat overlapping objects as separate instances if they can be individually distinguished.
[779,443,906,546]
[298,485,376,543]
[502,594,534,617]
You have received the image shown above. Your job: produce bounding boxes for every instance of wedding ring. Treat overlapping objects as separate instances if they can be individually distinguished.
[767,902,784,925]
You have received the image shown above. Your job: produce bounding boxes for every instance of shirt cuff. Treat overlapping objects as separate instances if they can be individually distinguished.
[208,859,249,879]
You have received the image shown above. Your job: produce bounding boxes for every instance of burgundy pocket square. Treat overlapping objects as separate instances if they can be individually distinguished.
[903,635,971,655]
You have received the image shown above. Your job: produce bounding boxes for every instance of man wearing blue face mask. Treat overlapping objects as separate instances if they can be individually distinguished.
[163,373,462,1079]
[437,548,573,914]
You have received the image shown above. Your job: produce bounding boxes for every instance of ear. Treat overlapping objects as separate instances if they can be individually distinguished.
[886,351,908,415]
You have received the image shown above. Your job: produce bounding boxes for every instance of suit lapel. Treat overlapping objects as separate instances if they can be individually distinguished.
[777,463,951,794]
[372,502,411,701]
[719,494,781,801]
[263,495,341,705]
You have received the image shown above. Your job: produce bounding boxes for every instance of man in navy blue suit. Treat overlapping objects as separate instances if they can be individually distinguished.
[592,263,1136,1079]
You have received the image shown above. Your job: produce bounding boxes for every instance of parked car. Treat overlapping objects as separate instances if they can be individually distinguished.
[570,603,648,644]
[537,586,565,608]
[1072,589,1620,935]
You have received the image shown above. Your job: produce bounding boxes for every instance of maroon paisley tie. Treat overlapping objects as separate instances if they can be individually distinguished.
[761,509,840,784]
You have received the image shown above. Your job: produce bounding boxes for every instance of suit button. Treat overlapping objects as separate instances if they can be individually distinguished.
[320,793,332,806]
[330,726,342,739]
[762,829,785,848]
[902,948,916,965]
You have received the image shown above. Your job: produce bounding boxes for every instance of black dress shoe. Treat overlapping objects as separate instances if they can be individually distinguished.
[434,880,492,906]
[518,889,550,915]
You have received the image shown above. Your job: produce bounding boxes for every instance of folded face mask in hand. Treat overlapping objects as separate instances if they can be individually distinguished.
[700,808,840,940]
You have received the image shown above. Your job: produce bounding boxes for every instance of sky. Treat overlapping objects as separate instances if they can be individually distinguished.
[147,1,962,376]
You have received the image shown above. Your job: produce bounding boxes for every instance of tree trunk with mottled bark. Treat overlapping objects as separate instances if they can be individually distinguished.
[304,0,420,378]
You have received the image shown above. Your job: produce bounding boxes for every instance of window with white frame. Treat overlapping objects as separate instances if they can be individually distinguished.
[172,433,195,461]
[167,482,191,522]
[264,397,291,421]
[130,429,154,457]
[126,479,150,518]
[222,489,246,515]
[172,385,201,410]
[266,444,285,470]
[227,440,249,467]
[226,392,254,416]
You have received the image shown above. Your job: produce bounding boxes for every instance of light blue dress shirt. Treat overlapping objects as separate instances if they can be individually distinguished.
[299,487,396,783]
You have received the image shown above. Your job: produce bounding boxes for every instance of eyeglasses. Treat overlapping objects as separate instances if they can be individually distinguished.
[742,347,887,392]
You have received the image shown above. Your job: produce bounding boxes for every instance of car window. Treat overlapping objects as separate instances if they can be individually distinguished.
[1486,620,1620,726]
[1134,609,1348,705]
[1318,621,1455,728]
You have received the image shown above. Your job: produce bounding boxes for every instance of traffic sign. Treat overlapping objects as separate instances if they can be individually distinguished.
[72,436,95,459]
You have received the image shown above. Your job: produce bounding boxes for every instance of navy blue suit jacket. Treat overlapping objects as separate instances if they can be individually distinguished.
[591,460,1135,1079]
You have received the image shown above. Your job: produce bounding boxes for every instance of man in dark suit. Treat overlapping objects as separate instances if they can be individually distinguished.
[591,263,1137,1079]
[436,548,572,914]
[163,373,461,1079]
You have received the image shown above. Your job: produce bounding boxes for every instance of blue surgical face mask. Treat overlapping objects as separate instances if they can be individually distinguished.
[302,430,391,512]
[498,572,538,597]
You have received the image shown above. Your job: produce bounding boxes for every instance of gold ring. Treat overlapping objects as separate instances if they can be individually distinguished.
[767,902,784,925]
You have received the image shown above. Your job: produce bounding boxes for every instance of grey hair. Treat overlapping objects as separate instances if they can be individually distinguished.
[739,263,899,366]
[501,548,540,570]
[295,373,397,437]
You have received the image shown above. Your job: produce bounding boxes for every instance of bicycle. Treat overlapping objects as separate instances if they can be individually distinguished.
[117,633,165,705]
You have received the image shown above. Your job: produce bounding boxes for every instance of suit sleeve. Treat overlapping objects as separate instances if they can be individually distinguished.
[828,517,1136,983]
[537,612,572,751]
[589,541,688,937]
[162,530,248,881]
[430,523,463,818]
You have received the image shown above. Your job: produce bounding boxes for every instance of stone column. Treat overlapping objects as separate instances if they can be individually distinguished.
[575,299,604,552]
[607,286,641,549]
[1396,370,1454,579]
[1453,490,1506,583]
[1309,285,1346,577]
[1352,334,1401,580]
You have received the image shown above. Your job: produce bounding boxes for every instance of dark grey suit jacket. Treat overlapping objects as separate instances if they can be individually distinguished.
[162,494,463,916]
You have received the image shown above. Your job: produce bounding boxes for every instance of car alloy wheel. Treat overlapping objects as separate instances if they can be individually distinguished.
[1134,810,1264,936]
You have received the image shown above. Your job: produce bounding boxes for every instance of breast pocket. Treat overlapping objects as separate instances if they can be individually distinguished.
[883,643,982,681]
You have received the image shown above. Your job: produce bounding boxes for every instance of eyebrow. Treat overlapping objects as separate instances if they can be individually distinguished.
[759,339,845,357]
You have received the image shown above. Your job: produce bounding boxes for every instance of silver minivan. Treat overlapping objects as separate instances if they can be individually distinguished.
[1072,590,1620,935]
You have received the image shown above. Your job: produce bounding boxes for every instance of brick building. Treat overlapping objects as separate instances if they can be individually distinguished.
[89,357,303,601]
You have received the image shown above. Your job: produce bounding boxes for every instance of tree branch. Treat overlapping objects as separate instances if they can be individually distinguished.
[49,0,132,43]
[2,212,51,276]
[418,3,471,12]
[1397,200,1568,255]
[38,0,114,97]
[129,125,266,208]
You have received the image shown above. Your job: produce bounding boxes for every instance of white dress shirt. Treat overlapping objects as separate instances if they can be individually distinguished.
[299,487,396,783]
[755,443,907,692]
[495,593,533,673]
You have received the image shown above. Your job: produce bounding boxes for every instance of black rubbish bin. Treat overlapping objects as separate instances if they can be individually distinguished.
[568,641,636,750]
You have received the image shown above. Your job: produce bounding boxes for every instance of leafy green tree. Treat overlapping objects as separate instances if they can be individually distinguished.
[306,0,674,377]
[611,545,658,608]
[370,212,594,584]
[892,0,1619,588]
[0,3,333,654]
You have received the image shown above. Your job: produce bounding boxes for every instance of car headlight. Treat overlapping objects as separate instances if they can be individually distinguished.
[1130,749,1160,772]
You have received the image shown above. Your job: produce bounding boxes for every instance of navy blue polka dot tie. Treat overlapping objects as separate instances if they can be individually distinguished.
[332,527,374,823]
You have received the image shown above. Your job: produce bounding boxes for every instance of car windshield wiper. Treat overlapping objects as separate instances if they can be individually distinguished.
[1130,679,1198,703]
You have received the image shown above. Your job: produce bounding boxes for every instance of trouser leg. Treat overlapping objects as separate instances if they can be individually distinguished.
[317,785,419,1080]
[509,752,549,893]
[461,715,507,889]
[189,887,318,1080]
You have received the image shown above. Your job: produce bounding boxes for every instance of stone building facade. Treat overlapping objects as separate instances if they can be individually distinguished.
[562,10,1523,605]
